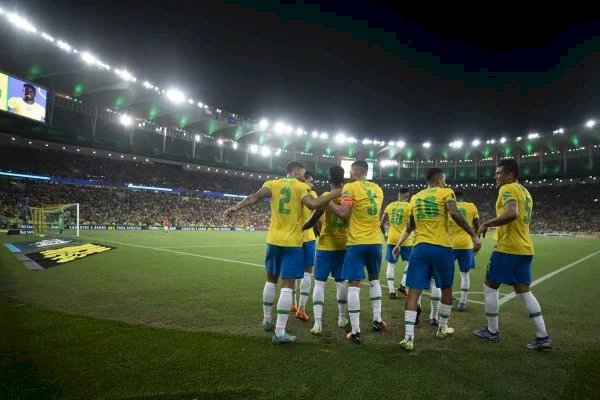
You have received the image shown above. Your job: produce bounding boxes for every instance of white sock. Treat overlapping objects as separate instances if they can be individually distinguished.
[417,293,422,307]
[313,280,325,323]
[430,279,441,320]
[336,281,348,318]
[299,272,312,309]
[460,272,470,303]
[348,286,361,334]
[386,263,396,293]
[439,303,452,330]
[275,288,293,336]
[518,291,548,338]
[401,263,409,287]
[370,279,383,322]
[404,310,417,340]
[483,284,499,333]
[262,282,276,324]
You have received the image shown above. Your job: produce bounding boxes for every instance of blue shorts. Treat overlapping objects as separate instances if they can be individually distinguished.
[486,251,533,286]
[303,240,316,268]
[342,244,382,281]
[265,244,304,279]
[407,243,454,290]
[454,249,475,272]
[314,249,346,281]
[385,244,413,263]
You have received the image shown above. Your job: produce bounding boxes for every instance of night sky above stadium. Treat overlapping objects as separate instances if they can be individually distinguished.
[13,1,600,141]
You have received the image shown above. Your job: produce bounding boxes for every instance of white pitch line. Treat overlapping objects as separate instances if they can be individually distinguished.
[157,244,264,249]
[499,250,600,306]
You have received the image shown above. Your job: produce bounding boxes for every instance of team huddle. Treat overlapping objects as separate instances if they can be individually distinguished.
[224,158,551,351]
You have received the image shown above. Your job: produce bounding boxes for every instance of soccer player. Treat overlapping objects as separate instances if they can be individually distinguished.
[448,190,480,311]
[380,188,413,299]
[8,83,46,122]
[393,168,481,352]
[58,213,65,237]
[163,217,169,233]
[302,166,349,335]
[223,161,341,344]
[294,171,318,322]
[474,159,552,350]
[328,160,385,345]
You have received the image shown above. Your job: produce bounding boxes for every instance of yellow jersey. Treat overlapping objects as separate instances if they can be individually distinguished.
[7,97,46,121]
[410,187,456,248]
[495,182,535,255]
[449,201,479,250]
[384,201,414,246]
[302,190,318,242]
[342,180,384,245]
[317,192,347,251]
[263,178,312,247]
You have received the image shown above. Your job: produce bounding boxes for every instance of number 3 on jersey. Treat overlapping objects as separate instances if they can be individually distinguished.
[279,187,291,214]
[367,190,378,216]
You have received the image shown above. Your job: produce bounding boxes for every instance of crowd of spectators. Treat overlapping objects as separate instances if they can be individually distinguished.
[1,144,599,232]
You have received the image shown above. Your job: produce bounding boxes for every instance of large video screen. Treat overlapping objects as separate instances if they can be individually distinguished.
[0,72,47,123]
[340,159,374,180]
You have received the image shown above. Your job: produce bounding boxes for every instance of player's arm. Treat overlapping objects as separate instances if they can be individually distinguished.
[392,216,415,257]
[302,188,342,210]
[447,201,481,252]
[473,217,480,233]
[223,186,271,217]
[477,201,518,238]
[380,211,389,239]
[302,208,325,230]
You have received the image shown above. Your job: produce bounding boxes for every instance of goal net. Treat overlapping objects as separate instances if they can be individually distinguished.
[29,203,80,237]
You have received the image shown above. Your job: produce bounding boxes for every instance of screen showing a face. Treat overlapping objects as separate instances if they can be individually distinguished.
[340,159,374,180]
[0,72,48,123]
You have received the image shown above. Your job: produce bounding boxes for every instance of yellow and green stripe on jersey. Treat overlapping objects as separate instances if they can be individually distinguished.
[263,178,312,247]
[495,183,535,255]
[410,187,456,248]
[341,180,384,245]
[449,201,479,249]
[384,201,414,246]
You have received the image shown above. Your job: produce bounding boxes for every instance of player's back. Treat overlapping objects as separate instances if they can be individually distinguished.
[302,190,318,242]
[495,183,534,255]
[410,187,455,248]
[385,201,414,246]
[342,180,384,245]
[317,192,347,250]
[449,201,478,249]
[264,178,311,247]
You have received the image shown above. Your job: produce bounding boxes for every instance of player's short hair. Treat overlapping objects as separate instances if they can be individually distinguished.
[329,165,345,186]
[304,171,314,180]
[286,161,305,174]
[399,188,409,194]
[454,190,464,201]
[426,168,444,184]
[23,83,36,94]
[498,159,519,179]
[351,160,369,175]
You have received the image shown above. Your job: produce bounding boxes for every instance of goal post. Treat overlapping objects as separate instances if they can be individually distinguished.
[29,203,80,237]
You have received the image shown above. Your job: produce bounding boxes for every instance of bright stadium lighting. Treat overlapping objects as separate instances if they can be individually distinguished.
[516,136,522,141]
[528,132,540,139]
[284,124,293,134]
[362,139,372,145]
[296,127,304,136]
[346,137,357,144]
[275,148,282,156]
[115,69,136,82]
[472,139,480,147]
[217,139,223,145]
[586,119,596,128]
[500,137,507,143]
[197,102,203,108]
[7,13,37,33]
[335,133,346,144]
[165,88,185,104]
[261,146,271,157]
[119,114,132,126]
[57,40,72,52]
[249,144,258,154]
[194,134,200,142]
[312,131,319,138]
[396,140,405,148]
[553,128,565,134]
[320,132,328,140]
[187,99,194,105]
[423,141,431,148]
[232,142,238,150]
[81,51,98,64]
[490,139,496,144]
[388,141,395,146]
[274,121,285,134]
[41,32,55,42]
[143,81,153,89]
[258,119,269,130]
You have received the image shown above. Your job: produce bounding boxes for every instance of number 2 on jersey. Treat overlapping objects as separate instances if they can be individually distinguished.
[278,187,291,214]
